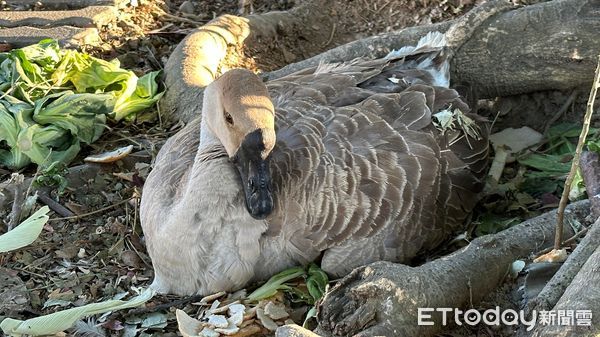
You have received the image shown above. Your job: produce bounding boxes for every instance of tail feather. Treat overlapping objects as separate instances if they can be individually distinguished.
[384,31,449,88]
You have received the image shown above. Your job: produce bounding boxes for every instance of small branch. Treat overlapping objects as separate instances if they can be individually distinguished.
[48,198,133,222]
[321,23,336,48]
[37,192,75,218]
[535,226,589,257]
[554,55,600,250]
[543,90,578,135]
[526,217,600,318]
[127,294,204,315]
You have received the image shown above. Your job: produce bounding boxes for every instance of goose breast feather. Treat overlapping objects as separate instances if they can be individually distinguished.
[140,32,489,295]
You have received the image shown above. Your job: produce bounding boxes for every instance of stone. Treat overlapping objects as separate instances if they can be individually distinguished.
[275,324,322,337]
[0,26,100,48]
[0,6,117,28]
[2,0,128,10]
[178,0,195,14]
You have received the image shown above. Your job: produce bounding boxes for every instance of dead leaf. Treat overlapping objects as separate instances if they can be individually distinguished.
[121,250,142,268]
[489,127,543,155]
[84,145,134,163]
[534,248,568,263]
[176,309,202,337]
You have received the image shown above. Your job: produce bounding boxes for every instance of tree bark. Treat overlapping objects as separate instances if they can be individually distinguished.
[314,201,588,337]
[524,216,600,320]
[580,151,600,218]
[160,0,334,124]
[451,0,600,98]
[530,218,600,337]
[161,0,600,124]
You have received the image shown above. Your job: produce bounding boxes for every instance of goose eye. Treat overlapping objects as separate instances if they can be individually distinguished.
[224,111,234,126]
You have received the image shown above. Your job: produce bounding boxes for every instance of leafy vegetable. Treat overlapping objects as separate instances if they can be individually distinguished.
[0,206,49,253]
[247,263,329,305]
[0,287,155,336]
[0,39,163,169]
[247,267,305,302]
[33,161,69,194]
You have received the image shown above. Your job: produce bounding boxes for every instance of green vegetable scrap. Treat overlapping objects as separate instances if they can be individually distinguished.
[0,39,163,169]
[247,263,329,305]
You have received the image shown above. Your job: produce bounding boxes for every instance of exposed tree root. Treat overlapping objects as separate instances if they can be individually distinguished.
[161,0,600,123]
[526,217,600,337]
[313,201,587,337]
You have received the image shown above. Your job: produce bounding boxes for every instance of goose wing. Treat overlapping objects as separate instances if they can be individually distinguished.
[265,55,488,262]
[141,118,201,237]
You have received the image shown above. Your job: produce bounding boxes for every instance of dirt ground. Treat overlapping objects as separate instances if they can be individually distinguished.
[0,1,594,336]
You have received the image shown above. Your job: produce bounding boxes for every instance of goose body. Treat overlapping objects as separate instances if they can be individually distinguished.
[140,32,489,295]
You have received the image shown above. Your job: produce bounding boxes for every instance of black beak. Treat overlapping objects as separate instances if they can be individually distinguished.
[231,130,274,220]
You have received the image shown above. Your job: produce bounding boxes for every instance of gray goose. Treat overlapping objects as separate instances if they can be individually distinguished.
[140,32,489,296]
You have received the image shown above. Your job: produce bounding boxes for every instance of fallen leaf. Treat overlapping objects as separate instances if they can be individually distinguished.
[85,145,134,163]
[0,288,155,336]
[0,207,50,253]
[176,309,201,337]
[490,127,543,154]
[534,249,568,263]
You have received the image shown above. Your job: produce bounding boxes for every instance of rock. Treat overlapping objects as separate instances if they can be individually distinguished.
[179,0,195,14]
[0,6,117,28]
[0,26,100,48]
[275,324,321,337]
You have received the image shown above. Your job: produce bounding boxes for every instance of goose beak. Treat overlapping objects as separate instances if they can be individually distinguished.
[231,130,274,220]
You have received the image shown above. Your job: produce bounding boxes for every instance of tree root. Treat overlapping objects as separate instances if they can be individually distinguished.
[525,216,600,316]
[314,201,588,337]
[530,216,600,337]
[161,0,600,124]
[580,151,600,219]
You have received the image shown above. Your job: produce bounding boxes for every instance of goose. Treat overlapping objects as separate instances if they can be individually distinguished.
[140,32,489,296]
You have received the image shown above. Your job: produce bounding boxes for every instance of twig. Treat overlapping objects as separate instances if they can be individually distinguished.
[322,23,337,48]
[127,294,204,315]
[8,173,25,231]
[554,55,600,250]
[543,90,578,135]
[37,192,75,218]
[526,216,600,318]
[375,0,393,14]
[48,198,133,222]
[536,226,589,256]
[161,12,207,26]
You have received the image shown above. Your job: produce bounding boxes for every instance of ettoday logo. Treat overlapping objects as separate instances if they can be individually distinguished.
[417,307,593,331]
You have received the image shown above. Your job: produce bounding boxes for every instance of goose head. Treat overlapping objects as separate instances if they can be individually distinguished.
[202,69,276,220]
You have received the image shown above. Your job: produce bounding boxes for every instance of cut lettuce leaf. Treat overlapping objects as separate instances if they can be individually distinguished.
[0,39,163,169]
